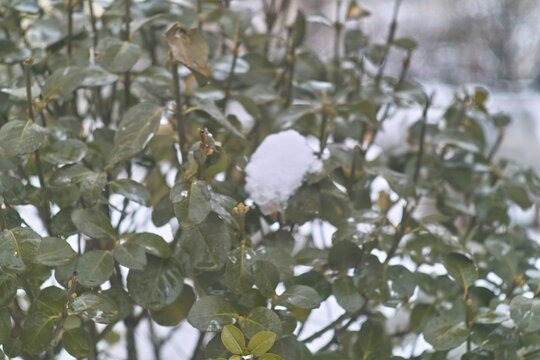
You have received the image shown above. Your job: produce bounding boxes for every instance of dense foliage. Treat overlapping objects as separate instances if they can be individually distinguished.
[1,0,540,359]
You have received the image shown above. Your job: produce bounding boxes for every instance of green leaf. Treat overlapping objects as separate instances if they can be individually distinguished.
[187,295,238,332]
[240,307,282,339]
[62,328,93,358]
[333,276,364,313]
[71,208,115,240]
[28,286,67,317]
[68,292,118,324]
[180,213,231,271]
[76,171,107,206]
[114,242,146,269]
[102,286,133,321]
[130,232,171,258]
[443,252,478,292]
[109,179,151,206]
[171,179,211,228]
[108,103,164,167]
[510,296,540,332]
[82,65,118,87]
[44,139,87,165]
[76,250,114,287]
[221,325,245,355]
[248,331,276,357]
[253,260,279,298]
[328,240,362,270]
[126,255,184,310]
[0,308,10,344]
[225,246,254,295]
[35,237,76,267]
[255,247,294,281]
[0,120,47,156]
[259,354,284,360]
[62,315,81,330]
[2,337,23,358]
[96,37,141,73]
[42,66,85,101]
[393,37,418,50]
[344,29,368,54]
[279,285,321,309]
[21,313,56,355]
[150,285,196,326]
[196,99,245,139]
[0,273,17,307]
[0,227,41,272]
[423,316,469,351]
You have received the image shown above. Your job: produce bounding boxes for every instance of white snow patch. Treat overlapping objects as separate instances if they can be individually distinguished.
[245,130,322,215]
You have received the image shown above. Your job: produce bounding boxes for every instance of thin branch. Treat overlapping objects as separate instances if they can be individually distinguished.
[189,331,206,360]
[171,59,188,163]
[374,0,403,87]
[67,0,74,55]
[222,35,241,112]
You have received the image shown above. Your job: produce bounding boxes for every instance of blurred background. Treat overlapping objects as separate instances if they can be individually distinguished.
[299,0,540,170]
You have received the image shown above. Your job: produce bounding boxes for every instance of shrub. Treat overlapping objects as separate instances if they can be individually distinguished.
[0,0,538,359]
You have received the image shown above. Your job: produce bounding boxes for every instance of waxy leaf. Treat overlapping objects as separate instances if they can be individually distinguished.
[68,292,118,324]
[240,307,282,339]
[130,232,171,258]
[0,227,41,272]
[76,250,114,287]
[0,273,17,307]
[225,246,254,294]
[28,286,67,317]
[187,296,238,332]
[221,325,245,355]
[21,313,56,355]
[127,255,184,310]
[62,328,93,358]
[180,213,231,271]
[108,103,163,166]
[443,252,478,292]
[114,242,146,270]
[0,120,47,156]
[150,285,195,326]
[253,260,279,298]
[44,139,87,165]
[510,296,540,332]
[96,37,141,73]
[171,179,211,228]
[109,179,151,206]
[279,285,321,309]
[71,208,115,240]
[424,316,469,351]
[42,66,85,101]
[35,237,76,267]
[248,331,276,357]
[333,276,364,313]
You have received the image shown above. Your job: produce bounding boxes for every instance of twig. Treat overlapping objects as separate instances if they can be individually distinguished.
[123,0,131,109]
[67,0,74,55]
[171,60,188,162]
[88,0,98,48]
[222,35,241,112]
[189,331,206,360]
[374,0,402,87]
[384,95,431,265]
[24,57,51,234]
[148,319,162,360]
[301,311,351,344]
